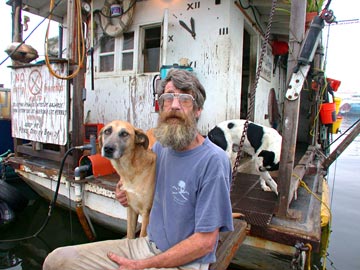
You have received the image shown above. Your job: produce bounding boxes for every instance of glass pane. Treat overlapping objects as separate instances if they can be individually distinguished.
[144,47,160,72]
[123,32,134,50]
[122,52,133,70]
[145,27,161,48]
[100,36,115,53]
[143,26,161,72]
[100,55,114,72]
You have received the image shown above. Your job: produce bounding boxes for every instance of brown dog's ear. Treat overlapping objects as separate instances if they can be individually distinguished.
[98,127,104,149]
[135,128,149,149]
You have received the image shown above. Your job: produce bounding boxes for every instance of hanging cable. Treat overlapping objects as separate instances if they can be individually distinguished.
[0,142,94,243]
[0,0,64,67]
[325,118,360,150]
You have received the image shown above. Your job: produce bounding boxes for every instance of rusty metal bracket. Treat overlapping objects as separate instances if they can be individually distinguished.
[286,65,311,101]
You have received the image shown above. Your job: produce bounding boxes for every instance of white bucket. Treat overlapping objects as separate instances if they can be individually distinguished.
[110,4,122,16]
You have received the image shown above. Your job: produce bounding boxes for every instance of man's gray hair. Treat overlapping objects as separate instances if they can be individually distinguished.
[159,69,206,109]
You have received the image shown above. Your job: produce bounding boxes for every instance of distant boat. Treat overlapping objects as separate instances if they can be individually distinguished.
[340,94,360,115]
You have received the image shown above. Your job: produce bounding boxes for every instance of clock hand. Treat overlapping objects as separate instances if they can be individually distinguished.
[179,20,192,34]
[190,17,196,39]
[179,20,195,39]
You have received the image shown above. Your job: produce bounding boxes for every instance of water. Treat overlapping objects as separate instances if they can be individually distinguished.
[0,186,121,270]
[1,115,359,270]
[327,114,360,270]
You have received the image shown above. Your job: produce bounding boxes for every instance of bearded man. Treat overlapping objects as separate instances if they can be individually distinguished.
[43,69,233,270]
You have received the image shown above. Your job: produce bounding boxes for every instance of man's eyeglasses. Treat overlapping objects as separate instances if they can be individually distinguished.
[159,93,195,108]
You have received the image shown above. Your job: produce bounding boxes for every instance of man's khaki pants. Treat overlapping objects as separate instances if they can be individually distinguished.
[43,236,209,270]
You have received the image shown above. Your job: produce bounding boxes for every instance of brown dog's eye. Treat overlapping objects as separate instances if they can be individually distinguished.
[104,127,112,135]
[119,131,129,138]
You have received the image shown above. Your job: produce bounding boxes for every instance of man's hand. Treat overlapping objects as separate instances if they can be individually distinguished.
[115,180,129,207]
[108,252,140,270]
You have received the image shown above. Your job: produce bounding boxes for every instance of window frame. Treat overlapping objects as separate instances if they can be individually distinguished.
[98,35,116,73]
[96,22,162,76]
[137,23,162,74]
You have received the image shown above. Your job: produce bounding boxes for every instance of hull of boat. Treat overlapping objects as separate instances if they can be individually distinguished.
[15,169,129,233]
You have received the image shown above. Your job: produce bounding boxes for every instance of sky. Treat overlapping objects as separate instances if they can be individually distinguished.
[0,3,58,88]
[0,0,359,95]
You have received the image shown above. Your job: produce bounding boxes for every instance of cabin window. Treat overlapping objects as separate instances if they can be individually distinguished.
[99,35,115,72]
[122,32,134,70]
[141,25,161,73]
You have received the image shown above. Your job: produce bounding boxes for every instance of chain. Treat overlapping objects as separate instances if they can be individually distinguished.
[291,242,312,270]
[232,0,278,183]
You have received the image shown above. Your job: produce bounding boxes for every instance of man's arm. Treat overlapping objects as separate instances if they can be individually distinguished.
[114,180,219,269]
[108,229,219,270]
[115,180,129,207]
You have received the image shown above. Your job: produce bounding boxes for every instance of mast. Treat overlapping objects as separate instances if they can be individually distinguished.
[12,0,23,43]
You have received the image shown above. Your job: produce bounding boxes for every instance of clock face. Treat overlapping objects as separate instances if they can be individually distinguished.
[172,3,199,40]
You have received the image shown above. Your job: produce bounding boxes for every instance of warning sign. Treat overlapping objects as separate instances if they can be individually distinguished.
[11,63,68,145]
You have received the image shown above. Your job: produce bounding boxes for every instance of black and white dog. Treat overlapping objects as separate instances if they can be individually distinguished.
[207,119,282,195]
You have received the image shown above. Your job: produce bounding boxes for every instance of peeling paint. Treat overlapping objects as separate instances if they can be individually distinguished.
[85,183,115,198]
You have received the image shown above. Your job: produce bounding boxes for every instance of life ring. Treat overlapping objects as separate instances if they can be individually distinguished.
[97,0,136,37]
[0,180,28,212]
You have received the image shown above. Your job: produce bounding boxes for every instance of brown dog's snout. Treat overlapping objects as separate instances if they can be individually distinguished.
[103,144,115,157]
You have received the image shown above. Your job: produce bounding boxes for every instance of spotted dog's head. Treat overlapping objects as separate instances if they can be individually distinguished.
[257,150,279,172]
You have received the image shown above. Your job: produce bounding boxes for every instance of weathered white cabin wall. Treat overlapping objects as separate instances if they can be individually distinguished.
[255,51,288,128]
[83,0,286,134]
[164,1,244,132]
[84,0,164,131]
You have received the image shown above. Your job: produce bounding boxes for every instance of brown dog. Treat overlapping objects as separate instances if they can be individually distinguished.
[99,120,156,239]
[146,128,157,149]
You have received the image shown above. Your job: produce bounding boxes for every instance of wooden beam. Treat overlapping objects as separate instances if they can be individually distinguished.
[288,146,316,204]
[277,0,307,218]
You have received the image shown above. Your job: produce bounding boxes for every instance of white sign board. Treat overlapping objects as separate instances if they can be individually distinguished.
[260,39,273,82]
[11,63,68,145]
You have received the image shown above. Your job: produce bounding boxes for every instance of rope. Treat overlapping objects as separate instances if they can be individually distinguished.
[292,173,332,270]
[44,0,86,80]
[309,80,328,137]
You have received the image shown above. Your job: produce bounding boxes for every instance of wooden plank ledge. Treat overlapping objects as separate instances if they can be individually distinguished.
[209,219,247,270]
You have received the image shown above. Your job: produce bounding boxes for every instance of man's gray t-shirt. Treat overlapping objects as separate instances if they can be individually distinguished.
[147,137,234,264]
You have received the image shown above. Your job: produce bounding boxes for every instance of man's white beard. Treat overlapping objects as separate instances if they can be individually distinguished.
[154,110,198,151]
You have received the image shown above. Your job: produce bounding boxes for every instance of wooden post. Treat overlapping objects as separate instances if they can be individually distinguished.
[12,0,22,43]
[67,0,86,168]
[277,0,307,217]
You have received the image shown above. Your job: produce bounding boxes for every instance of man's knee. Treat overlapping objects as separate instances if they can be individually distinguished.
[43,246,76,270]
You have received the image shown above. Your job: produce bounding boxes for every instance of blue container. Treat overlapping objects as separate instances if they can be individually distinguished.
[160,65,193,79]
[0,119,13,154]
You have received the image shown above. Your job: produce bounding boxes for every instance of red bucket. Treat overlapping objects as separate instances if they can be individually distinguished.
[320,103,336,124]
[326,78,341,91]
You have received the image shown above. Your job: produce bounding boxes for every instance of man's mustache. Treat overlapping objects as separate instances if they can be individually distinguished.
[161,111,186,122]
